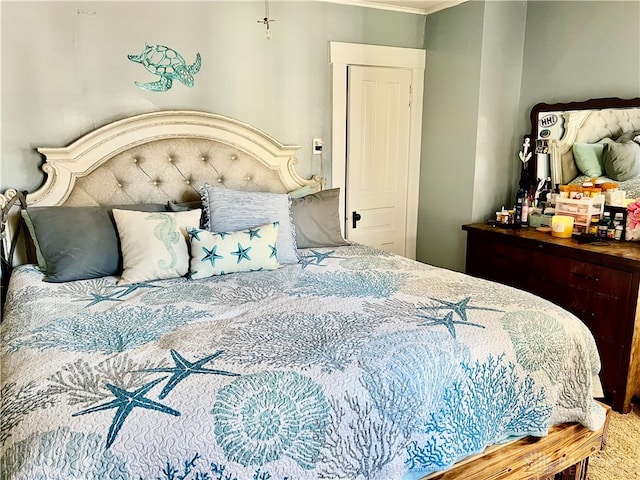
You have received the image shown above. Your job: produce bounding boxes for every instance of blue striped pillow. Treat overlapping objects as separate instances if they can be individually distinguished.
[200,185,299,264]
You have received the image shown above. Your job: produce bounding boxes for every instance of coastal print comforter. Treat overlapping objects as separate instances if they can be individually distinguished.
[1,244,606,480]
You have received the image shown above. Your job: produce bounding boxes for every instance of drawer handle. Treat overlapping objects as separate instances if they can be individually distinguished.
[572,271,599,282]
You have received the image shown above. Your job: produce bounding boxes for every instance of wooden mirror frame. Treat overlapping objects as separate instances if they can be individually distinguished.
[527,96,640,184]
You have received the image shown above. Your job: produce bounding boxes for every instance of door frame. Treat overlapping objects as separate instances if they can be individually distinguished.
[329,41,425,259]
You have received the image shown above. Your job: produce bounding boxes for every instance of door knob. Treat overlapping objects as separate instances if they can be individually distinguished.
[352,211,362,229]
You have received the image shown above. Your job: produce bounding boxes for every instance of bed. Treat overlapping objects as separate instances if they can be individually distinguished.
[529,97,640,198]
[1,111,610,479]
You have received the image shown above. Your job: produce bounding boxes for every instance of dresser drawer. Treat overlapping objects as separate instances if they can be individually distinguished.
[564,289,628,340]
[465,238,530,288]
[567,262,631,300]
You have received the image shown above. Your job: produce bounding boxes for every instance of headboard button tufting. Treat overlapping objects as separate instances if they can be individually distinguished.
[245,176,252,182]
[132,157,138,164]
[185,179,191,185]
[231,154,238,161]
[153,180,159,186]
[201,156,207,162]
[217,177,224,183]
[117,183,122,188]
[168,156,173,162]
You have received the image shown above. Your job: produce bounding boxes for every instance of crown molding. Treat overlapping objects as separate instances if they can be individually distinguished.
[319,0,466,15]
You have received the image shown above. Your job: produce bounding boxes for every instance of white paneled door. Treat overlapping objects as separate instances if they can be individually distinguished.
[346,65,412,256]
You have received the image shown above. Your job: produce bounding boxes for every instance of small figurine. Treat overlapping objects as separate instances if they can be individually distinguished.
[519,137,532,166]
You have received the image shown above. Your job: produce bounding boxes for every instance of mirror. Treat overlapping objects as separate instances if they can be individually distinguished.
[527,97,640,188]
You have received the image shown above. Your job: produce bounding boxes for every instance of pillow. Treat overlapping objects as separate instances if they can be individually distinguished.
[113,209,201,285]
[572,143,605,177]
[188,223,280,278]
[602,138,640,181]
[20,209,47,271]
[24,204,165,282]
[200,185,298,264]
[290,188,348,249]
[288,185,312,199]
[167,200,202,211]
[167,200,205,228]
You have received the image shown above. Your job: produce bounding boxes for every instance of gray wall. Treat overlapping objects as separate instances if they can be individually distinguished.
[0,1,425,192]
[3,1,639,273]
[417,0,526,271]
[418,0,640,272]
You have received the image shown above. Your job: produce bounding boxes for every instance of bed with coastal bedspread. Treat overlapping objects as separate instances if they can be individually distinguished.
[0,111,608,480]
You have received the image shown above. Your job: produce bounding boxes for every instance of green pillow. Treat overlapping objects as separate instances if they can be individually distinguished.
[572,143,605,177]
[602,139,640,181]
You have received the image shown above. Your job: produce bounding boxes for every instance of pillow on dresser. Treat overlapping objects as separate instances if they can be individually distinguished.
[113,208,201,284]
[25,203,165,282]
[200,185,299,264]
[188,223,280,278]
[291,188,348,249]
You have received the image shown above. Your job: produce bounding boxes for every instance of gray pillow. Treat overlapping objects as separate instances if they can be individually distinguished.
[602,138,640,181]
[167,200,205,228]
[291,188,348,249]
[200,185,299,264]
[26,204,165,282]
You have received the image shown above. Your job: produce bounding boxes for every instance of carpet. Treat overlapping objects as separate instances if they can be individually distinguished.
[588,403,640,480]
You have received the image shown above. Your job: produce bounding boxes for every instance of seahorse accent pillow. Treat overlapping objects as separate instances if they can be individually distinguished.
[113,209,202,284]
[188,223,280,278]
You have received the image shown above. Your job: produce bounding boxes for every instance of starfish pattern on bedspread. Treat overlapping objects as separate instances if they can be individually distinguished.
[115,282,160,298]
[420,297,502,322]
[299,249,341,269]
[137,349,239,399]
[73,291,123,308]
[72,377,180,449]
[418,311,485,339]
[416,297,502,338]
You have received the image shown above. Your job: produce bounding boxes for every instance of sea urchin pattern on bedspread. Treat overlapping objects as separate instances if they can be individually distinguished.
[0,244,606,480]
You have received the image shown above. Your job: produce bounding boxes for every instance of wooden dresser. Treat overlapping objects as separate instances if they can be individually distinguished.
[462,223,640,413]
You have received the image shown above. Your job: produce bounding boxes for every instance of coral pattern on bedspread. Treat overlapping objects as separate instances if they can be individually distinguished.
[0,245,606,480]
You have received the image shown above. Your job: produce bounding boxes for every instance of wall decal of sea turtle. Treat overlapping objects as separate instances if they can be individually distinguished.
[128,44,201,92]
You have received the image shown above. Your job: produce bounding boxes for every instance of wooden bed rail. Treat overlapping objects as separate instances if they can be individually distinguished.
[423,403,611,480]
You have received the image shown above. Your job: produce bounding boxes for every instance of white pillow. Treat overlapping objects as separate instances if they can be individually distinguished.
[200,185,298,264]
[188,223,280,278]
[113,209,202,285]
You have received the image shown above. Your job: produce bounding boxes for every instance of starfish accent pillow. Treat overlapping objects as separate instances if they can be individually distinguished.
[200,185,298,264]
[113,209,202,284]
[188,223,280,278]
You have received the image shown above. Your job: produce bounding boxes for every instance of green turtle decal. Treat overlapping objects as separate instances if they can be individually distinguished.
[128,43,201,92]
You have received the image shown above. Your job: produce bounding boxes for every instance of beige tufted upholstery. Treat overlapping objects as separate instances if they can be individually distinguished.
[551,108,640,184]
[26,111,323,209]
[1,111,324,265]
[64,138,289,206]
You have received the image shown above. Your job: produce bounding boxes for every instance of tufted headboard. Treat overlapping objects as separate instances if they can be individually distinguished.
[551,106,640,184]
[1,110,324,265]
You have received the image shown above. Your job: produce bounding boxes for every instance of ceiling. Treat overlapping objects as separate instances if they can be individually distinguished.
[324,0,467,15]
